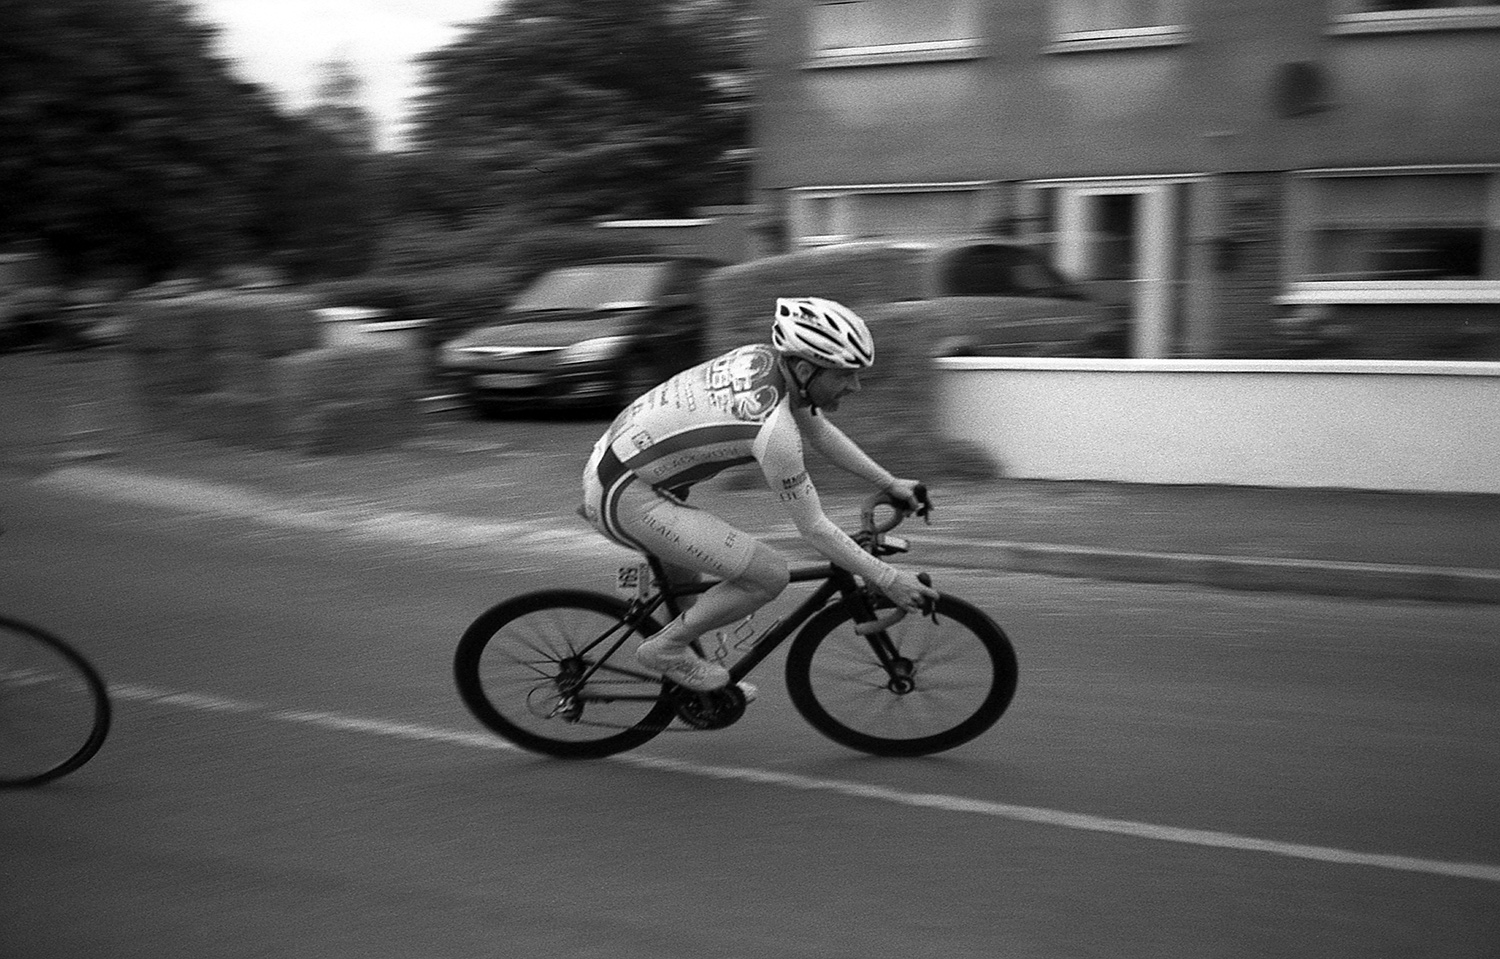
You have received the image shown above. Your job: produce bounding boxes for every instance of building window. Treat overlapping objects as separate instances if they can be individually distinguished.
[1048,0,1190,52]
[1285,169,1500,304]
[788,183,997,246]
[808,0,984,67]
[1329,1,1500,34]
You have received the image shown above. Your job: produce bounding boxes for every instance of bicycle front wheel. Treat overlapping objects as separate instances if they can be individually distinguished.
[454,590,675,759]
[0,616,111,787]
[785,595,1017,757]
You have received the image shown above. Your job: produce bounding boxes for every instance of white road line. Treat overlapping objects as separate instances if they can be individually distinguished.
[111,682,1500,885]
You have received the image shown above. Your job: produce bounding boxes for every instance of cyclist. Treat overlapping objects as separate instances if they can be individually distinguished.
[580,296,939,692]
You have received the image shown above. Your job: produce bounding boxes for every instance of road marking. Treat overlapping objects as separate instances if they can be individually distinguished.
[111,681,1500,885]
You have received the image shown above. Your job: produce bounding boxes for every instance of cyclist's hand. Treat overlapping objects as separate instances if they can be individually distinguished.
[883,568,939,613]
[883,478,933,522]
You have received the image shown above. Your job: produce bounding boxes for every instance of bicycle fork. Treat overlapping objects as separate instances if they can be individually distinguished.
[850,578,940,695]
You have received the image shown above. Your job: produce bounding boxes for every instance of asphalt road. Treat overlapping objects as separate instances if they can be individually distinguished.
[2,478,1498,958]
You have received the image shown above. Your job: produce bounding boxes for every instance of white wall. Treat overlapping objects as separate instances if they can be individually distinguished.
[935,358,1500,493]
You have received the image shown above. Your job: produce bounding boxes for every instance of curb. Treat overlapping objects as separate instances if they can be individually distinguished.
[891,538,1500,605]
[34,465,1500,606]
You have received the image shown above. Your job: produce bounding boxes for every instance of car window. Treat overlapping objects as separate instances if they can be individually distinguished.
[511,264,668,313]
[938,245,1074,298]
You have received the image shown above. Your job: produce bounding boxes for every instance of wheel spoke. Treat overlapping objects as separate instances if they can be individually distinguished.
[454,592,673,758]
[785,597,1016,757]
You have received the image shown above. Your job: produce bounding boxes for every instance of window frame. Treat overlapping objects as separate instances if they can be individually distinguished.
[1328,2,1500,36]
[1046,0,1192,54]
[786,182,1000,248]
[1281,165,1500,307]
[805,0,987,68]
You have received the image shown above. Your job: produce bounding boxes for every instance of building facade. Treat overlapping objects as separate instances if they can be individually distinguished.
[749,1,1500,358]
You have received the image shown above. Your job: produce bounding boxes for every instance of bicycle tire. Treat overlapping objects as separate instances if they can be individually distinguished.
[454,590,675,759]
[0,615,112,787]
[784,595,1017,757]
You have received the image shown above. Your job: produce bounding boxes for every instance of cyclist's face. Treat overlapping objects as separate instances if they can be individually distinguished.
[808,366,861,411]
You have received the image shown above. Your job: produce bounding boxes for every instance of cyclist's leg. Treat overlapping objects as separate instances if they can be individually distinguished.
[655,540,787,642]
[582,445,787,687]
[657,561,705,612]
[619,487,788,637]
[611,485,788,689]
[583,444,788,626]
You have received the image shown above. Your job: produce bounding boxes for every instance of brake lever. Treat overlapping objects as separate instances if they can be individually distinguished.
[912,483,933,525]
[853,573,940,636]
[917,572,940,623]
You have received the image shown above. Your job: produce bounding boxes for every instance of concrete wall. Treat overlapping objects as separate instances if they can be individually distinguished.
[935,358,1500,493]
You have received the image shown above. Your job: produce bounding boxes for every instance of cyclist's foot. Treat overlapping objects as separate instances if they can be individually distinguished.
[736,681,758,704]
[637,638,730,691]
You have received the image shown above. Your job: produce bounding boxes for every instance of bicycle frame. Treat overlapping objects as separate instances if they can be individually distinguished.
[453,484,1018,758]
[565,556,887,700]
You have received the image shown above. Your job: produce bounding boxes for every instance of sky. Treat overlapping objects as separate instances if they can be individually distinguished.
[185,0,499,149]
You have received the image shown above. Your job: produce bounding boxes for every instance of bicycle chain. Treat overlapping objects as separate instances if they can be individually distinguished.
[543,684,747,733]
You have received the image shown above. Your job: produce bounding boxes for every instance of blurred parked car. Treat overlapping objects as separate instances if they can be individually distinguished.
[0,285,63,352]
[928,239,1128,357]
[126,277,202,300]
[438,255,724,414]
[747,237,1127,357]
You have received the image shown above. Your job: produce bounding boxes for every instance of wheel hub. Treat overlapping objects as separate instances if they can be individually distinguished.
[529,656,587,722]
[886,656,916,694]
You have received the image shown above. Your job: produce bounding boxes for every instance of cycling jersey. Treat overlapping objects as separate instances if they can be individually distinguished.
[598,344,796,489]
[582,344,899,588]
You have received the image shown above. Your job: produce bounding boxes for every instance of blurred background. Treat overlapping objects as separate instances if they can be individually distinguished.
[0,0,755,349]
[3,1,1497,482]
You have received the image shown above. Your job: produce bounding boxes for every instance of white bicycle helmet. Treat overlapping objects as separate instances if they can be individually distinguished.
[771,297,874,370]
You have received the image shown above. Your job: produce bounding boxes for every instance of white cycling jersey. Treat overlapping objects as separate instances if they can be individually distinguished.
[581,344,898,588]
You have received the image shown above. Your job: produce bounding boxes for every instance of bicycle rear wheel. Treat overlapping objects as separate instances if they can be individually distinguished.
[784,595,1017,757]
[0,616,111,787]
[454,590,674,759]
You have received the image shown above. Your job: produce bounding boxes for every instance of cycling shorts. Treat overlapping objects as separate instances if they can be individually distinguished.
[581,435,758,581]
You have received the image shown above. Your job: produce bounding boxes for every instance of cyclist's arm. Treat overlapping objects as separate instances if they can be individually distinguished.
[794,404,928,514]
[794,405,896,490]
[756,407,902,591]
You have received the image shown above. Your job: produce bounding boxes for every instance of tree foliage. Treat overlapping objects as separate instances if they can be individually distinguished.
[408,0,754,222]
[0,0,378,282]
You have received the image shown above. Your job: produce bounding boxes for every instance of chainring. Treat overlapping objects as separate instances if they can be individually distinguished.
[667,683,748,730]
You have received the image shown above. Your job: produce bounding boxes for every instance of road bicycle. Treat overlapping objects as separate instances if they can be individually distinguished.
[454,490,1018,759]
[0,614,112,786]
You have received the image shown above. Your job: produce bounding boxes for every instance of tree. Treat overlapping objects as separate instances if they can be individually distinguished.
[0,0,379,282]
[408,0,754,223]
[306,54,377,153]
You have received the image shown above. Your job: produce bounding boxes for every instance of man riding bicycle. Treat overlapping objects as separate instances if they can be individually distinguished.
[580,296,939,692]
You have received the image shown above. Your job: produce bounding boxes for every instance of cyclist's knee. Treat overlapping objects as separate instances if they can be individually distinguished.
[737,543,790,600]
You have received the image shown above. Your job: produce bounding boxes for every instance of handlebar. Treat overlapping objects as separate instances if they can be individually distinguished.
[850,483,937,636]
[858,482,932,536]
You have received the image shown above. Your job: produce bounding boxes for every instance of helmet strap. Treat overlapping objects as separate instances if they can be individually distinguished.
[785,357,823,416]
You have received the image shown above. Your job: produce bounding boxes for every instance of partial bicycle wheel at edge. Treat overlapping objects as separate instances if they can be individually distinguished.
[0,615,112,787]
[453,590,675,759]
[784,595,1017,757]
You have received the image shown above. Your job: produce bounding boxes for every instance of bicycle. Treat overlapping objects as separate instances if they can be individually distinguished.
[454,490,1018,759]
[0,614,112,786]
